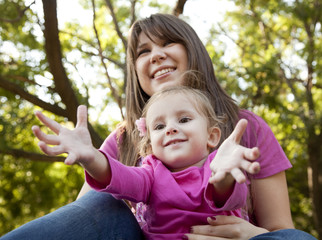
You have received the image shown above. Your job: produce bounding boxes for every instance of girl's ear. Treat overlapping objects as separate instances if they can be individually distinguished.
[207,127,221,148]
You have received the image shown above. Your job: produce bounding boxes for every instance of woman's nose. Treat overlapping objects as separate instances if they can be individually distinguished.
[150,48,166,63]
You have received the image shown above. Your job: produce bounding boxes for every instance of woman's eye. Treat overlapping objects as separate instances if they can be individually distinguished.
[137,49,150,56]
[179,117,191,123]
[163,40,174,47]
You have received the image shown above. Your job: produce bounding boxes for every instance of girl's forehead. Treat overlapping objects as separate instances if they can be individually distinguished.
[148,93,197,114]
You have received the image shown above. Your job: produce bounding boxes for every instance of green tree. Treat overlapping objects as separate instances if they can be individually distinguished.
[0,0,320,238]
[204,0,321,237]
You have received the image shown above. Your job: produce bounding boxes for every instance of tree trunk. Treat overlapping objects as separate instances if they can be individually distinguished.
[42,0,103,148]
[307,130,322,238]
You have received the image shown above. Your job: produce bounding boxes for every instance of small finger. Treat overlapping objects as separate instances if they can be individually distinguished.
[231,168,246,183]
[249,162,260,174]
[207,215,243,225]
[184,233,226,240]
[209,171,226,184]
[240,161,260,174]
[38,142,64,156]
[243,147,260,160]
[35,111,62,134]
[32,126,60,145]
[64,152,77,165]
[191,221,240,238]
[75,105,88,128]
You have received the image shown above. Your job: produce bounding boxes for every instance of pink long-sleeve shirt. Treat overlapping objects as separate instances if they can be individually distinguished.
[86,151,247,240]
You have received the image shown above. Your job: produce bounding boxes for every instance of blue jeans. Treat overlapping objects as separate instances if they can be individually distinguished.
[1,191,317,240]
[0,190,144,240]
[250,229,317,240]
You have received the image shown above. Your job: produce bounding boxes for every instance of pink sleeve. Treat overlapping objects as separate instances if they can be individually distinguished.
[240,110,292,179]
[86,154,155,203]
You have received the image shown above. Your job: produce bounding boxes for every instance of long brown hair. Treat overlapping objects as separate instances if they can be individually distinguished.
[120,13,240,166]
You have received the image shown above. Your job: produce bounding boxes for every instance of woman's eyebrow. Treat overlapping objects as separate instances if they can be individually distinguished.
[137,42,148,50]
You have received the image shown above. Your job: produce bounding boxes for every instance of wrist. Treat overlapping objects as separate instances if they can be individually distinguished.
[81,149,110,185]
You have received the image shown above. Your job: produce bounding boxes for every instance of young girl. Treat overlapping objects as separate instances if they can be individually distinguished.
[85,86,260,239]
[1,13,316,240]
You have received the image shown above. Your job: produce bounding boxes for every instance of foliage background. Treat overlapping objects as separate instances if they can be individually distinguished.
[0,0,321,238]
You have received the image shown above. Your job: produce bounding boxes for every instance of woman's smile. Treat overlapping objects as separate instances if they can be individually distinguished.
[135,33,188,96]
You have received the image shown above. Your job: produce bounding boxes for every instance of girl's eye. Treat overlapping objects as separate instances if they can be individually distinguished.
[154,124,165,130]
[179,117,191,123]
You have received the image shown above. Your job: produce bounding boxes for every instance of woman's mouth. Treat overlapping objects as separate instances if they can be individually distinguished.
[153,68,175,78]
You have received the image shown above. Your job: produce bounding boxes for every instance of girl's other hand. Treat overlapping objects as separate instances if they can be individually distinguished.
[209,119,260,184]
[32,105,95,165]
[185,215,268,240]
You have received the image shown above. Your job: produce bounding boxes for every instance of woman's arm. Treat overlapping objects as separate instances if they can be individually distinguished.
[77,182,92,199]
[251,171,294,230]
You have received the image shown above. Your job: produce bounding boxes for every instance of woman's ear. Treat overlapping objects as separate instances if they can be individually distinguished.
[207,127,221,148]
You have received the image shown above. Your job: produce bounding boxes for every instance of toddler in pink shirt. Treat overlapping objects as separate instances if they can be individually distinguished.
[86,86,261,239]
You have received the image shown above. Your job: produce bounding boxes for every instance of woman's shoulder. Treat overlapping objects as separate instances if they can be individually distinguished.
[239,109,292,178]
[239,109,272,136]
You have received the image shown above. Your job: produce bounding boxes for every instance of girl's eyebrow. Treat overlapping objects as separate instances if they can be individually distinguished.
[149,115,163,128]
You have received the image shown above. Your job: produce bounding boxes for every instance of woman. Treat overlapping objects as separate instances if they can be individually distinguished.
[1,13,316,240]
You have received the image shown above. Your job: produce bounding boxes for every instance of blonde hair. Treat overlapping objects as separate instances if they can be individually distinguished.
[137,86,223,157]
[119,13,240,166]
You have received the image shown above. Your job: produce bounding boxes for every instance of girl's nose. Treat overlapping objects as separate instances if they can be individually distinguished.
[150,48,166,63]
[166,127,178,136]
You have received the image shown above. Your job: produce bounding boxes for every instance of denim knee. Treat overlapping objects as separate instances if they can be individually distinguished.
[250,229,317,240]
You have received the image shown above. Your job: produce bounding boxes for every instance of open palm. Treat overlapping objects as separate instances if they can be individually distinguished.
[32,105,95,165]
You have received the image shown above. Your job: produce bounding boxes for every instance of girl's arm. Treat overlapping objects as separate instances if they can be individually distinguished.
[209,119,260,206]
[32,105,111,186]
[77,129,121,199]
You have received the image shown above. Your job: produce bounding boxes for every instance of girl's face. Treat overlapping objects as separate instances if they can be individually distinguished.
[135,33,188,96]
[146,93,219,172]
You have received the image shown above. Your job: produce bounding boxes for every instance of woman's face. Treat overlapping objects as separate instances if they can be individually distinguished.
[135,33,188,96]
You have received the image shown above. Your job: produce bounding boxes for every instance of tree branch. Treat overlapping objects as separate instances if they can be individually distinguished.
[91,0,124,119]
[173,0,187,16]
[0,1,35,23]
[104,0,128,49]
[0,148,65,163]
[0,75,68,117]
[59,30,125,69]
[42,0,79,121]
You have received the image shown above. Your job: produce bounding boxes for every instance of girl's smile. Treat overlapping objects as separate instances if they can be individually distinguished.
[145,93,218,172]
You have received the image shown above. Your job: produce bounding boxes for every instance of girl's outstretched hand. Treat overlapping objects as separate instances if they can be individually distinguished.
[185,215,268,240]
[32,105,95,165]
[209,119,260,184]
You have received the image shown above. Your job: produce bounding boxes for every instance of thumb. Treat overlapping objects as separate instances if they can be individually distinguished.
[75,105,88,128]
